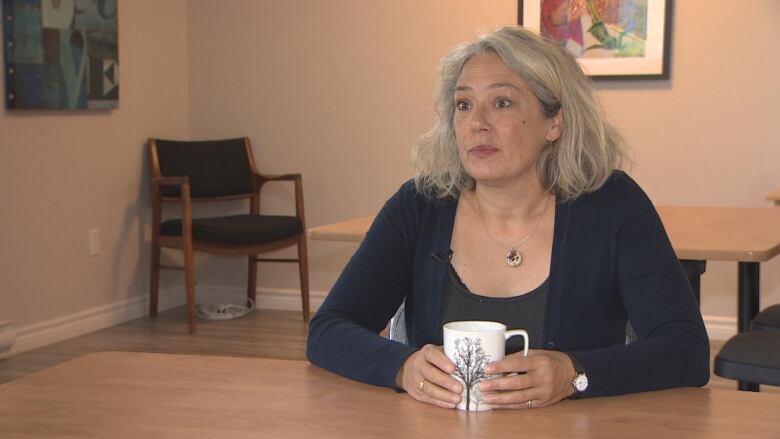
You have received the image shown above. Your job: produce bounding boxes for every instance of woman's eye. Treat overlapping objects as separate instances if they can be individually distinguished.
[496,99,511,108]
[455,101,470,111]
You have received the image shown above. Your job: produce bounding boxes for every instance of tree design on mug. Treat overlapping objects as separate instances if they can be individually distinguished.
[452,337,491,411]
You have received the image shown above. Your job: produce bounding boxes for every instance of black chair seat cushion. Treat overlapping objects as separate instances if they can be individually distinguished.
[752,304,780,332]
[160,214,302,245]
[714,332,780,386]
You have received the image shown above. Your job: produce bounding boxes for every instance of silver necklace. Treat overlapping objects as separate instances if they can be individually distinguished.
[476,195,551,268]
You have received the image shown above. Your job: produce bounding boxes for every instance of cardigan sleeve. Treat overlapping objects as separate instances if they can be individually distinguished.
[567,177,710,397]
[306,182,421,389]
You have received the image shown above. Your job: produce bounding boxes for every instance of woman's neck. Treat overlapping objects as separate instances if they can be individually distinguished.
[468,178,552,224]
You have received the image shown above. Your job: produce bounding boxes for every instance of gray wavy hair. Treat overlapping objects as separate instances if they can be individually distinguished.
[411,26,629,200]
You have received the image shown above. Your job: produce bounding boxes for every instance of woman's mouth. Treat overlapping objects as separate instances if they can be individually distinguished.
[469,144,498,158]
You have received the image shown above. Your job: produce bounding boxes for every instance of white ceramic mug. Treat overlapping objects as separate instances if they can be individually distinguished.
[443,321,529,411]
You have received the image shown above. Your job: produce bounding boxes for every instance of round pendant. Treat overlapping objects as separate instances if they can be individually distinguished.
[506,248,522,267]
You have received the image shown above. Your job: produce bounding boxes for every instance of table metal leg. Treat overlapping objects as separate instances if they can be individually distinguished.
[680,259,706,305]
[737,261,761,392]
[738,262,760,333]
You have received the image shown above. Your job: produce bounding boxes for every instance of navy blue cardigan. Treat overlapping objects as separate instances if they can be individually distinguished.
[307,171,710,397]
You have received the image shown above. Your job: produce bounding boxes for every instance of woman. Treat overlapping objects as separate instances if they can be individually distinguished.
[307,26,709,410]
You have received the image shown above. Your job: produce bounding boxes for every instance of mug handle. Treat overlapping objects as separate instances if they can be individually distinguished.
[505,329,529,357]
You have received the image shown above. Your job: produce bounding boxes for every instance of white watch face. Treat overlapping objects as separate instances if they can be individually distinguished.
[574,374,588,392]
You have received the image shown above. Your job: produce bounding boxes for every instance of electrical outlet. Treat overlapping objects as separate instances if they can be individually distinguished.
[89,228,100,256]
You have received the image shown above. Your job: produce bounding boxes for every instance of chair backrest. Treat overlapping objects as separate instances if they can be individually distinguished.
[151,138,256,199]
[752,304,780,332]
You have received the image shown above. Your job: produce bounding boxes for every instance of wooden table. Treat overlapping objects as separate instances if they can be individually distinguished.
[1,351,779,438]
[308,215,373,243]
[767,189,780,206]
[656,207,780,340]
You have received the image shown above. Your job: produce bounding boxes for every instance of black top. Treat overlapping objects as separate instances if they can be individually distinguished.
[442,262,547,353]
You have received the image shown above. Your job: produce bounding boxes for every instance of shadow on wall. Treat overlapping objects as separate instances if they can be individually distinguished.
[110,141,151,304]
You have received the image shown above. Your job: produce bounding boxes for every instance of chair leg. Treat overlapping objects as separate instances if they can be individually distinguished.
[183,246,197,334]
[150,245,161,316]
[248,255,258,307]
[297,236,310,323]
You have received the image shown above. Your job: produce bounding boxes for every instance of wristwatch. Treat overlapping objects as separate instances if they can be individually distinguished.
[565,353,588,399]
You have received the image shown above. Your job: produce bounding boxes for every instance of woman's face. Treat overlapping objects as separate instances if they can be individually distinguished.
[453,52,562,187]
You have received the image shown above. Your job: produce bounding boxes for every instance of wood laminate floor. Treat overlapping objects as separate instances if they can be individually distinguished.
[1,306,777,394]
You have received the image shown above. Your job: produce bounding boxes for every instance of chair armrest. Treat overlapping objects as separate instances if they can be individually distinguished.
[151,176,192,207]
[152,176,189,187]
[253,173,305,225]
[151,176,194,238]
[254,173,301,186]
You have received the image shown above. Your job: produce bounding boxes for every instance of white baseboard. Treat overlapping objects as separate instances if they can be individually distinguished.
[7,285,733,356]
[9,286,327,356]
[190,284,327,313]
[701,315,737,342]
[12,288,186,355]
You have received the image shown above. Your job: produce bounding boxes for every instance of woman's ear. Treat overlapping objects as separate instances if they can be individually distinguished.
[546,109,564,142]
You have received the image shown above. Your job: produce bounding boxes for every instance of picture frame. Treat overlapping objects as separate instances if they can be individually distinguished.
[2,0,119,110]
[518,0,672,80]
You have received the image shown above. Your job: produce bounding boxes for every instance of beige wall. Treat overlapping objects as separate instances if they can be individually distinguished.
[1,0,778,340]
[185,0,519,291]
[599,0,780,319]
[187,0,780,330]
[0,0,190,328]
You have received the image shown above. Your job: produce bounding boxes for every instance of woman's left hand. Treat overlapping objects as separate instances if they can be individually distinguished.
[478,349,576,409]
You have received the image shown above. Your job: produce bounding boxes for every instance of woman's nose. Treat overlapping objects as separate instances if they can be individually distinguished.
[469,106,489,132]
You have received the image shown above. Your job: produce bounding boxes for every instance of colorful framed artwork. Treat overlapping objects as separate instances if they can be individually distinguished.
[518,0,672,80]
[2,0,118,110]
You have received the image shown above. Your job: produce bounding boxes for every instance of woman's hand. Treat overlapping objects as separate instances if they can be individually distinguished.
[396,344,463,409]
[479,349,576,409]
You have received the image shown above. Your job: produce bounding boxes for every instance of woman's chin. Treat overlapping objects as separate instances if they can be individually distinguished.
[464,164,504,181]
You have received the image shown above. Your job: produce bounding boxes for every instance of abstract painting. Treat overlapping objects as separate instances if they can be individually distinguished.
[3,0,118,109]
[519,0,672,79]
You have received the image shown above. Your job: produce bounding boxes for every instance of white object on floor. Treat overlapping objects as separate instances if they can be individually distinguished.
[196,298,255,321]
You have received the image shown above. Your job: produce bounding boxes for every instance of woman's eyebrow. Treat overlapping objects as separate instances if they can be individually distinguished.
[454,82,521,92]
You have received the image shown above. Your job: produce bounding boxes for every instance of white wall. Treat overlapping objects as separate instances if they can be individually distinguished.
[601,0,780,320]
[186,0,780,336]
[0,1,190,335]
[185,0,519,292]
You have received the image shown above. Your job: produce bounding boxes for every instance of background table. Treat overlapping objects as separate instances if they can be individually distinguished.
[308,215,372,243]
[310,207,780,334]
[657,206,780,334]
[310,207,780,391]
[767,189,780,206]
[1,352,779,438]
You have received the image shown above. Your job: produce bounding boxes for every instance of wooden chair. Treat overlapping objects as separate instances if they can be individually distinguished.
[148,137,309,333]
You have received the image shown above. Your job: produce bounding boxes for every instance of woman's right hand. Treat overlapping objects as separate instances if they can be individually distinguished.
[396,344,463,408]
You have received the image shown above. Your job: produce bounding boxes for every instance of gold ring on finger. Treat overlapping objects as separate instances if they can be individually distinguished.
[418,378,428,392]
